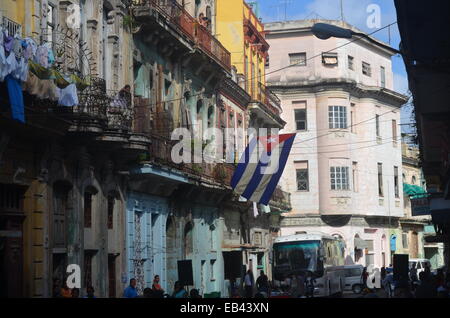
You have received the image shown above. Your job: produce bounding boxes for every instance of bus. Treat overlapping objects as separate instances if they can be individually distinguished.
[271,233,346,297]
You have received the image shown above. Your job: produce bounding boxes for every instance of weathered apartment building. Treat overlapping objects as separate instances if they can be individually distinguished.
[265,20,409,269]
[0,0,290,298]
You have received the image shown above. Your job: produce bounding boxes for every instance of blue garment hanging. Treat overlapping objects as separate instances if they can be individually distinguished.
[5,74,25,123]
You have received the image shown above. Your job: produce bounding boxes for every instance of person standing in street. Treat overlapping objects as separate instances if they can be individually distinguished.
[410,263,418,283]
[85,286,96,298]
[61,281,72,298]
[152,275,164,293]
[256,270,270,296]
[172,281,188,298]
[244,269,255,298]
[123,278,139,298]
[361,267,369,289]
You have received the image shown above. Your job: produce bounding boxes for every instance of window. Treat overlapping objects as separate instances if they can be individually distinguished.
[293,101,307,130]
[253,231,262,245]
[244,55,248,91]
[84,192,93,228]
[322,52,338,65]
[362,62,372,77]
[366,240,374,253]
[289,52,306,66]
[392,120,398,144]
[378,163,384,197]
[402,232,409,249]
[295,161,309,191]
[107,194,115,230]
[53,183,70,248]
[294,109,307,131]
[84,252,93,288]
[394,166,399,198]
[251,62,256,98]
[380,66,386,88]
[350,103,356,134]
[350,103,356,133]
[108,255,116,298]
[402,173,406,183]
[329,106,347,129]
[348,56,354,70]
[210,260,216,280]
[412,176,416,185]
[330,166,350,190]
[375,114,380,138]
[352,162,358,192]
[47,3,56,46]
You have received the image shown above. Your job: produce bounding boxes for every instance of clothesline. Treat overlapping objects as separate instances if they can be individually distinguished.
[0,29,100,123]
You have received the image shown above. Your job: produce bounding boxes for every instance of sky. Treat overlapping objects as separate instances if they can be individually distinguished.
[248,0,414,131]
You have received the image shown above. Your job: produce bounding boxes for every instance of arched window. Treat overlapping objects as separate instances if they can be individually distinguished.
[107,191,120,230]
[53,181,72,248]
[205,6,212,31]
[207,106,214,128]
[197,99,203,115]
[402,173,406,183]
[184,222,194,258]
[412,175,416,185]
[84,186,98,229]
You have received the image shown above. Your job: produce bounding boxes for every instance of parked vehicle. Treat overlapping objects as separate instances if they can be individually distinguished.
[272,233,346,297]
[343,265,364,294]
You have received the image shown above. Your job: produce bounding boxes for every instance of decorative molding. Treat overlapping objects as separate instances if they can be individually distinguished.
[268,79,409,108]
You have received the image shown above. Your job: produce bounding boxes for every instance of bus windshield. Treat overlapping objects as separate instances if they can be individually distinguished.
[273,240,321,273]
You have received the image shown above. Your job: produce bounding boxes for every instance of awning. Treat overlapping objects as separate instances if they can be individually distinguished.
[403,183,427,198]
[354,237,368,250]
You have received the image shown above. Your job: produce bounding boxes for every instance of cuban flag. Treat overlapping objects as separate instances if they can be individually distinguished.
[231,133,296,205]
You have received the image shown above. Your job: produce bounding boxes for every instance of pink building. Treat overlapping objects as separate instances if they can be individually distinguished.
[265,20,409,268]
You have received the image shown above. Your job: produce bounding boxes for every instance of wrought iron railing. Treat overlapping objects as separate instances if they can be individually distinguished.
[270,186,292,211]
[39,78,134,131]
[133,97,235,184]
[1,16,22,37]
[255,82,281,116]
[132,0,231,71]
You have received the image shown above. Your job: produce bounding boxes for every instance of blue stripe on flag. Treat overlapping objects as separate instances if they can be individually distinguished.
[240,149,271,199]
[230,137,258,189]
[258,134,295,205]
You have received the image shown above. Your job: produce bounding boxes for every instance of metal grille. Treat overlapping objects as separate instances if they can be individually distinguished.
[133,211,145,295]
[2,17,22,36]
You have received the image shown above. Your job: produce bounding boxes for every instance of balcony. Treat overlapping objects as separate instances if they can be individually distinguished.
[1,16,22,37]
[269,186,292,212]
[131,0,231,71]
[133,97,235,185]
[256,82,281,116]
[51,78,134,133]
[248,82,285,128]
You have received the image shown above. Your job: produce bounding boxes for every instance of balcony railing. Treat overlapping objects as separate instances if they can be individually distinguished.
[255,82,281,116]
[1,16,22,37]
[148,136,235,186]
[132,0,231,71]
[270,186,292,211]
[133,97,235,184]
[45,78,133,132]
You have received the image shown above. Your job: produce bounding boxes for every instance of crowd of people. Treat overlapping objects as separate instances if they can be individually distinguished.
[52,265,450,299]
[360,264,450,298]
